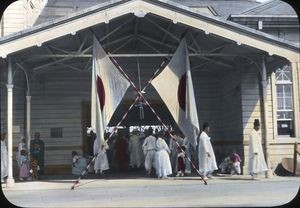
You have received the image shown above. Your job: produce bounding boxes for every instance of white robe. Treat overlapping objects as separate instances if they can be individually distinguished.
[155,138,172,178]
[1,140,8,179]
[198,131,217,175]
[248,129,268,174]
[128,134,144,168]
[142,135,157,172]
[93,138,109,172]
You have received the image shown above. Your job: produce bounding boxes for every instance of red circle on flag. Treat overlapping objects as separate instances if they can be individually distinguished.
[178,73,186,111]
[97,76,105,111]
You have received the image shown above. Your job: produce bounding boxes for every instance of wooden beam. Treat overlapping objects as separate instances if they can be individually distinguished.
[138,34,176,50]
[137,37,162,53]
[111,37,135,53]
[161,23,172,43]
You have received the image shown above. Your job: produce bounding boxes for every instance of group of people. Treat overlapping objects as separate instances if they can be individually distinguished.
[75,118,268,180]
[1,131,44,183]
[1,117,268,182]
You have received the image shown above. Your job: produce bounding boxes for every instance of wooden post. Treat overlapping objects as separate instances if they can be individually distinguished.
[294,142,298,175]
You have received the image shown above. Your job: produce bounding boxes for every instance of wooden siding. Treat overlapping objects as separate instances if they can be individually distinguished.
[220,70,242,141]
[1,1,25,36]
[29,70,91,168]
[0,0,45,37]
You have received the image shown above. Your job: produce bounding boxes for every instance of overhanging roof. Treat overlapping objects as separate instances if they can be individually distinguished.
[0,0,299,61]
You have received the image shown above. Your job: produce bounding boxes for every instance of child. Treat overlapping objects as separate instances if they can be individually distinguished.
[19,149,30,180]
[30,156,40,180]
[176,146,186,177]
[230,150,241,175]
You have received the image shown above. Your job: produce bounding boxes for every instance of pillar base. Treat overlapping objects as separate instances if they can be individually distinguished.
[6,178,15,188]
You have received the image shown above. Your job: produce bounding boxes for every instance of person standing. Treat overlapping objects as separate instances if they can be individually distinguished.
[169,131,184,175]
[17,136,27,168]
[183,137,192,174]
[19,149,30,180]
[113,134,129,171]
[248,119,268,179]
[1,132,8,183]
[155,131,172,179]
[128,129,144,169]
[30,132,45,175]
[198,122,217,180]
[142,127,157,175]
[93,132,109,174]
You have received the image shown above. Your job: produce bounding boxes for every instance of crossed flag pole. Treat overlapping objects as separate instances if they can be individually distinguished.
[70,35,207,190]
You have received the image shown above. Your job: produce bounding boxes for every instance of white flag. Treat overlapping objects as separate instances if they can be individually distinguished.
[91,37,130,146]
[151,38,200,147]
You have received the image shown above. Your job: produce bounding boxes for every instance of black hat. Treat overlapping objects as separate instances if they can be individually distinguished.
[254,119,260,127]
[202,122,210,130]
[148,127,153,134]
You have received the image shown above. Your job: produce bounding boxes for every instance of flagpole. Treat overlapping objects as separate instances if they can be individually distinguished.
[109,53,208,185]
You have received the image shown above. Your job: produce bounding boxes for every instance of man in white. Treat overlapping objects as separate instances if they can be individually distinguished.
[128,129,144,169]
[198,122,217,180]
[248,119,268,179]
[93,131,109,175]
[155,131,172,179]
[142,127,157,175]
[1,131,8,183]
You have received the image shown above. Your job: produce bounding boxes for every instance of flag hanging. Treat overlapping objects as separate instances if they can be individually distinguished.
[91,37,130,145]
[151,38,200,147]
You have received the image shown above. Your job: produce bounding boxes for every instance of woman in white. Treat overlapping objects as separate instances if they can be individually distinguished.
[1,132,8,183]
[248,119,268,179]
[155,132,172,179]
[198,122,217,180]
[93,132,109,174]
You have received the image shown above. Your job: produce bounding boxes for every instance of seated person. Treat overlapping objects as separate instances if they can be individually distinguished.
[30,156,40,180]
[71,151,87,176]
[219,156,232,174]
[230,150,241,175]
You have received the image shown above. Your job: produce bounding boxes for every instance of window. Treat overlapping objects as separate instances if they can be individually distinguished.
[275,65,294,137]
[50,127,63,138]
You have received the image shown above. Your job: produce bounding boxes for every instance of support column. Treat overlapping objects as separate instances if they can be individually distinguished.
[6,58,15,187]
[26,95,31,160]
[291,62,299,138]
[261,56,272,178]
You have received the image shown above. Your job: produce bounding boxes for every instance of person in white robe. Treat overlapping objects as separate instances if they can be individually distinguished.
[1,132,8,183]
[248,119,268,179]
[93,132,109,174]
[142,127,157,175]
[155,132,172,179]
[198,122,217,179]
[183,137,192,174]
[169,132,184,174]
[128,129,144,168]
